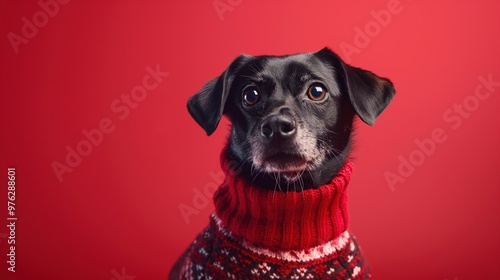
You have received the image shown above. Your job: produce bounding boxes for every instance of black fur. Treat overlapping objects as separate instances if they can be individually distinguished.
[187,47,395,190]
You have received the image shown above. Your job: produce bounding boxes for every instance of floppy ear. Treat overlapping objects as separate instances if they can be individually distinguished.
[187,55,251,135]
[316,47,396,126]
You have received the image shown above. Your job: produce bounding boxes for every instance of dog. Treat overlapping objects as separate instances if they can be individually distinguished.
[170,47,395,279]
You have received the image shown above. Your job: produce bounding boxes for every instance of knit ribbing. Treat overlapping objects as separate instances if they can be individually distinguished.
[213,157,352,251]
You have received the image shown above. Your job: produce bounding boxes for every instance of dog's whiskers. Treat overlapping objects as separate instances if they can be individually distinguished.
[306,169,314,184]
[276,172,284,192]
[251,170,261,185]
[250,161,256,176]
[272,172,278,201]
[299,170,305,199]
[233,159,247,175]
[250,162,263,185]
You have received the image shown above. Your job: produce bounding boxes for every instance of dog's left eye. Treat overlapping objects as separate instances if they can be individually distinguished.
[307,83,328,101]
[242,87,260,106]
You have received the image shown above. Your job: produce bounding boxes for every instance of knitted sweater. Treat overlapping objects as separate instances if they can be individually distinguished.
[171,159,370,279]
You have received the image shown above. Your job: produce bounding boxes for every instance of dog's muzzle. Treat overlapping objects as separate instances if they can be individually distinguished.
[260,107,296,142]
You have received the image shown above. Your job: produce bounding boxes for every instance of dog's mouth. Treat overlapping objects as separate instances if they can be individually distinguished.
[250,129,325,182]
[260,152,309,177]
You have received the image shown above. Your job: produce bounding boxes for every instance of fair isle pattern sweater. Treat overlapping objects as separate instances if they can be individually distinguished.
[172,161,371,279]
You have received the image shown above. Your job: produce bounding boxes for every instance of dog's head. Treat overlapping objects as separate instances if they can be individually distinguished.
[187,48,395,190]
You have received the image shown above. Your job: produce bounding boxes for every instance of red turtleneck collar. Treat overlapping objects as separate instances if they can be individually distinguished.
[213,153,352,251]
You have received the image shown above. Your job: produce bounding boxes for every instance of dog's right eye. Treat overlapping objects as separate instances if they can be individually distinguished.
[242,87,260,106]
[307,83,328,101]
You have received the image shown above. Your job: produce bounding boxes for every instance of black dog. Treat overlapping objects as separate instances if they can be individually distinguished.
[170,47,395,279]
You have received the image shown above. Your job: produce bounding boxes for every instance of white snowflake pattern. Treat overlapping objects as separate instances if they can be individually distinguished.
[269,272,281,279]
[258,263,271,274]
[326,267,336,275]
[250,268,260,276]
[198,247,209,256]
[352,266,361,277]
[213,261,225,272]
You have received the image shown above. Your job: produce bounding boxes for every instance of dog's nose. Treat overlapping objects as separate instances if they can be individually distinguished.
[260,114,296,140]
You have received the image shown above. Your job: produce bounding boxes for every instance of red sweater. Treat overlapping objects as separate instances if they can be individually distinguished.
[172,158,370,279]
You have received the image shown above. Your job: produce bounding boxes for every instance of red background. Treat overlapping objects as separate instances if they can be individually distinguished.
[1,0,499,279]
